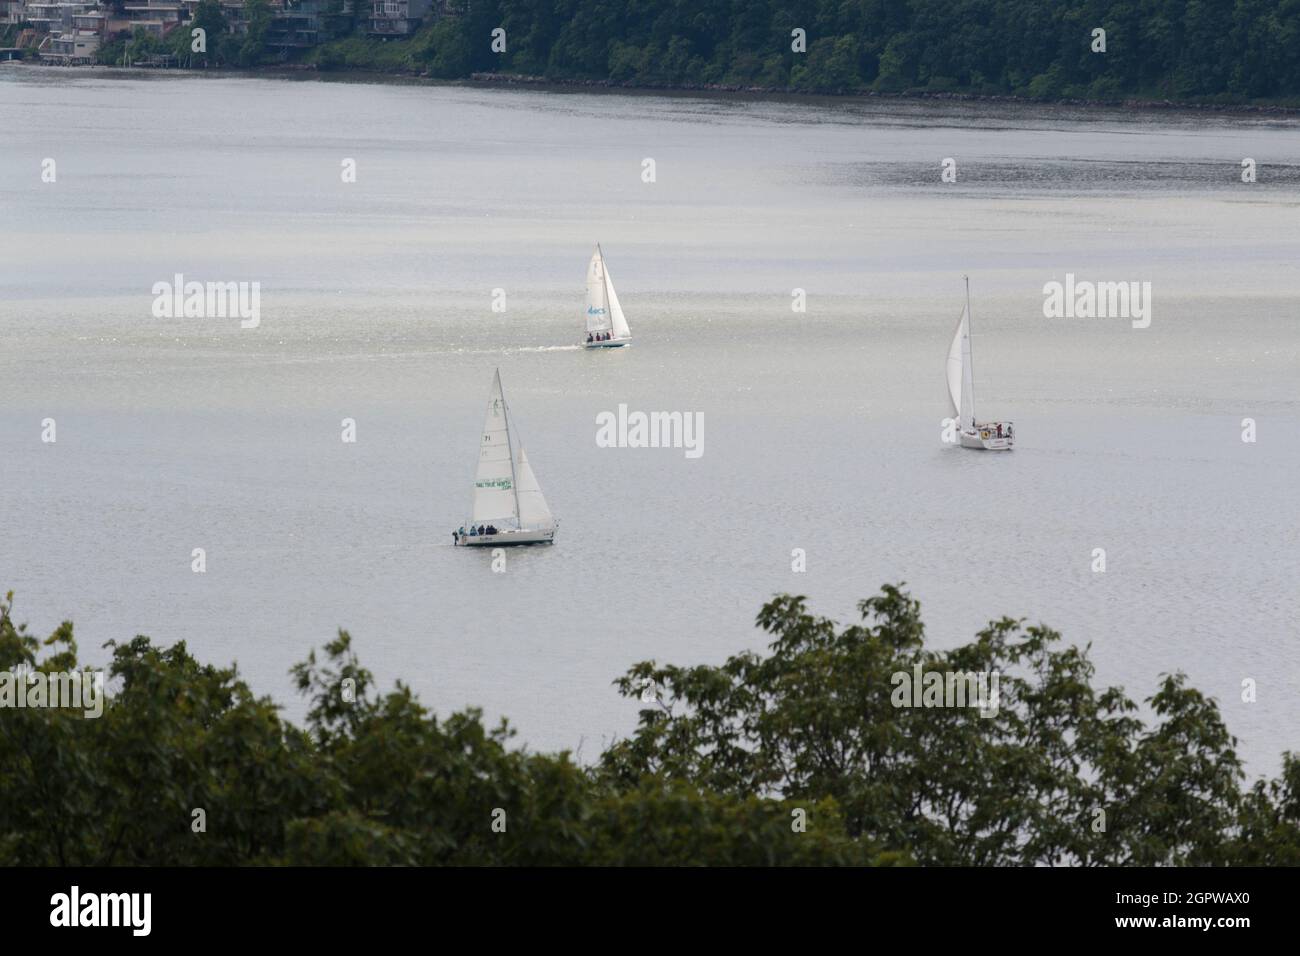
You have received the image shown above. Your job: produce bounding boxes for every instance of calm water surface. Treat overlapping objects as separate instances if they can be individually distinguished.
[1,67,1296,775]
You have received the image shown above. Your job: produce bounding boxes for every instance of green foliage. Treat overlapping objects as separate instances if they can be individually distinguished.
[600,585,1299,866]
[0,22,28,48]
[238,0,273,66]
[791,36,863,91]
[107,1,1300,102]
[0,590,886,865]
[1,586,1296,865]
[304,17,471,77]
[1235,752,1300,865]
[421,19,472,78]
[408,0,1300,100]
[184,0,229,66]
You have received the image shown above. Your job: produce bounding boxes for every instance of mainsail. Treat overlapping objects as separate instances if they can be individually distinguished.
[471,369,519,526]
[585,248,611,334]
[585,246,630,340]
[469,370,554,531]
[946,303,976,427]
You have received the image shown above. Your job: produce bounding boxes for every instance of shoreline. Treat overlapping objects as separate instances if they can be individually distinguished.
[465,71,1300,116]
[6,59,1300,117]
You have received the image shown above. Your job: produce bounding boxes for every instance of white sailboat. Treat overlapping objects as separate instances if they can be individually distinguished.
[453,370,557,547]
[946,277,1014,451]
[582,245,631,348]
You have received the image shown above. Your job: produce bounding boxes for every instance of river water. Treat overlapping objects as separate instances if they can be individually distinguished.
[1,66,1296,776]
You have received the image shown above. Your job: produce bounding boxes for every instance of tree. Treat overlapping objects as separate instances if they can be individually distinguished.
[0,591,887,865]
[187,0,229,66]
[2,586,1297,865]
[238,0,273,67]
[600,585,1265,866]
[157,0,1300,103]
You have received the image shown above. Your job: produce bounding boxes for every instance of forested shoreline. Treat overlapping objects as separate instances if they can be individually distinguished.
[351,0,1300,105]
[5,0,1297,108]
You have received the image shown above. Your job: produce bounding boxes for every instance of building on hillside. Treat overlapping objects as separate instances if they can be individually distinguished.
[368,0,429,38]
[118,0,184,36]
[317,0,355,37]
[31,1,102,62]
[1,0,28,26]
[178,0,250,37]
[25,0,67,31]
[265,15,314,48]
[41,25,100,61]
[178,0,242,20]
[266,0,339,50]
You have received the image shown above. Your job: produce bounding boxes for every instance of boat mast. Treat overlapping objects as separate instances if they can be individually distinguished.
[964,274,977,428]
[497,370,522,524]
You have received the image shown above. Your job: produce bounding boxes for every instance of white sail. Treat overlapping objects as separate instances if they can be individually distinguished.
[946,304,975,427]
[514,447,554,528]
[585,248,611,334]
[470,370,520,526]
[603,258,631,340]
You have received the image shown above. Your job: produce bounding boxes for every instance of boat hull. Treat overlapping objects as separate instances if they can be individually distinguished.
[455,528,556,547]
[583,339,629,349]
[960,426,1014,451]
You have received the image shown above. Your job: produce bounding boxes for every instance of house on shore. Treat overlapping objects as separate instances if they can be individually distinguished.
[368,0,430,38]
[1,0,28,25]
[27,1,104,63]
[9,0,465,64]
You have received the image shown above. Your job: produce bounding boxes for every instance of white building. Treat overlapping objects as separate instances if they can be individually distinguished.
[369,0,430,38]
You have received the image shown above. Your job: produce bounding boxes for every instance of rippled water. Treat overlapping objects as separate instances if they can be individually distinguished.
[1,67,1296,775]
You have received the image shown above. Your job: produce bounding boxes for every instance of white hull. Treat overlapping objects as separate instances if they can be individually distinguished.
[584,339,629,349]
[960,426,1014,451]
[455,527,556,547]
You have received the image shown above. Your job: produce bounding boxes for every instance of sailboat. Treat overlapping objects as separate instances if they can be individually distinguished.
[582,245,631,348]
[453,369,557,547]
[946,277,1014,451]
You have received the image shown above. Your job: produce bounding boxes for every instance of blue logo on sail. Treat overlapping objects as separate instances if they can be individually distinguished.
[587,306,606,315]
